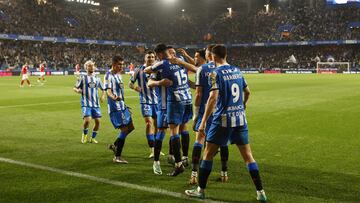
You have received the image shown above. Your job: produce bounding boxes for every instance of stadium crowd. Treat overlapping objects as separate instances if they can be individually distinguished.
[0,41,143,70]
[1,40,359,71]
[0,0,359,44]
[0,0,359,71]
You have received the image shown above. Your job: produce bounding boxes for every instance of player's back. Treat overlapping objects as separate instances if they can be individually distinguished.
[161,60,192,104]
[132,65,158,105]
[196,61,216,114]
[211,65,247,128]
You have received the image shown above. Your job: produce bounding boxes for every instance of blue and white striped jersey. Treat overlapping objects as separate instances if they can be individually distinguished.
[210,65,248,128]
[151,59,192,104]
[130,65,158,105]
[75,74,104,108]
[195,61,216,115]
[150,72,167,110]
[104,70,126,113]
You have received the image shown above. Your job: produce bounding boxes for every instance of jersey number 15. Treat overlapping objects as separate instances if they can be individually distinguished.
[174,69,188,85]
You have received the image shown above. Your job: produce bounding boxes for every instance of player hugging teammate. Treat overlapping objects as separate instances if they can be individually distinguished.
[183,44,267,202]
[71,45,267,202]
[145,44,193,176]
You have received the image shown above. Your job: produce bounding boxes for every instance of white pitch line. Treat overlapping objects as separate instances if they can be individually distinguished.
[0,157,226,203]
[0,96,138,109]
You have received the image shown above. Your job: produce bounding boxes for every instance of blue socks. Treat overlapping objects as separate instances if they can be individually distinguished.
[92,131,97,138]
[181,131,190,157]
[83,128,89,135]
[155,131,165,141]
[191,142,203,171]
[115,132,128,157]
[247,162,263,191]
[170,134,181,163]
[198,160,213,189]
[146,134,155,148]
[154,131,165,161]
[118,132,128,140]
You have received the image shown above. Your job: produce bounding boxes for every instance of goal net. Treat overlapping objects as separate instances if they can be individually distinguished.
[316,62,350,74]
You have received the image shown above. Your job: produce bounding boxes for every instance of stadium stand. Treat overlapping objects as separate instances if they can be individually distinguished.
[0,0,359,71]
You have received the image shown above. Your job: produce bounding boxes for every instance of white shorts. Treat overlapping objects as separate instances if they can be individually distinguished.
[22,74,29,80]
[39,72,45,77]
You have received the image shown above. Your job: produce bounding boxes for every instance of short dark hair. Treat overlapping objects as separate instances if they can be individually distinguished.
[196,49,206,60]
[154,43,167,54]
[146,50,155,55]
[112,55,124,64]
[166,46,174,50]
[211,44,227,59]
[206,44,216,52]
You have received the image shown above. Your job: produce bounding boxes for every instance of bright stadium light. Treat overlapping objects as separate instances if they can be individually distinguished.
[162,0,177,4]
[227,7,232,18]
[113,6,119,13]
[264,4,270,13]
[65,0,100,6]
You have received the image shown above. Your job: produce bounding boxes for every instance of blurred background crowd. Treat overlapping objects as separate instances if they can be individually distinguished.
[0,0,359,70]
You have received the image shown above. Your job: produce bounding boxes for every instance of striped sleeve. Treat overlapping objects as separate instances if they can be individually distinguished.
[130,68,140,83]
[195,66,202,86]
[74,76,83,88]
[104,73,111,90]
[150,72,160,81]
[210,71,219,91]
[151,61,164,71]
[97,77,105,91]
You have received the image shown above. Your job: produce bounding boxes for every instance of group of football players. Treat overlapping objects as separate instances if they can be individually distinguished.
[73,44,267,202]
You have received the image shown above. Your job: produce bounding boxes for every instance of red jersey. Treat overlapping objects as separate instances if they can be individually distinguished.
[21,65,28,74]
[39,63,45,72]
[75,64,80,72]
[40,64,45,72]
[129,63,135,71]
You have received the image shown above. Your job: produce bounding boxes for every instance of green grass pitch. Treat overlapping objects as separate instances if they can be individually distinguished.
[0,74,359,203]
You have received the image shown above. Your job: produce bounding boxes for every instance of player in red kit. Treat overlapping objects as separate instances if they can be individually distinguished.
[37,61,46,84]
[20,63,32,87]
[75,63,81,78]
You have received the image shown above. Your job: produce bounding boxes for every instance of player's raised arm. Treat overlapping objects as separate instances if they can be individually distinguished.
[144,60,164,74]
[178,48,195,65]
[169,57,198,73]
[147,78,173,88]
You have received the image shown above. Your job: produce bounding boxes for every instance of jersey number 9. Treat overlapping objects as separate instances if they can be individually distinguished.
[231,83,240,103]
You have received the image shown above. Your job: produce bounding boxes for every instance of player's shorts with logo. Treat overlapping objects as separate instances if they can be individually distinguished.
[167,102,193,125]
[140,104,158,118]
[156,109,168,129]
[82,107,102,119]
[109,108,132,129]
[193,114,213,134]
[206,123,249,146]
